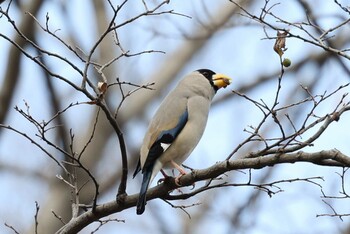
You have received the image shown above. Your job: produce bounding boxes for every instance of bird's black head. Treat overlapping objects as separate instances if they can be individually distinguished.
[197,69,216,80]
[196,68,232,92]
[196,69,218,91]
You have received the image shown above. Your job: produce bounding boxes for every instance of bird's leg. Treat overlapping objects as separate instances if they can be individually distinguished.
[171,160,186,186]
[160,169,168,177]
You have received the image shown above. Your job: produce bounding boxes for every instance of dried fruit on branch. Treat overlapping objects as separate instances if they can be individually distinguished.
[274,30,289,57]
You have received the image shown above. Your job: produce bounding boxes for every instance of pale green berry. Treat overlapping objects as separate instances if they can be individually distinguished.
[283,58,291,67]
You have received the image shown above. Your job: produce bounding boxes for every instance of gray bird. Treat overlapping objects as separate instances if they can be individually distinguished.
[133,69,232,215]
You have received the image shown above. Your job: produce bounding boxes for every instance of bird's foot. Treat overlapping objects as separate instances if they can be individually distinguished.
[171,160,186,186]
[174,171,186,186]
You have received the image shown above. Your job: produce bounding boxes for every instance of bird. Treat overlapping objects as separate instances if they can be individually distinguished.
[133,69,232,215]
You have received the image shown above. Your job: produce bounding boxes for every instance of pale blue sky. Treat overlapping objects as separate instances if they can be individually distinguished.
[0,1,349,233]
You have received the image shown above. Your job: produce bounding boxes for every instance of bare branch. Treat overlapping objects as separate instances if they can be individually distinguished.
[229,0,350,60]
[0,123,69,174]
[4,223,20,234]
[316,200,350,221]
[34,201,40,234]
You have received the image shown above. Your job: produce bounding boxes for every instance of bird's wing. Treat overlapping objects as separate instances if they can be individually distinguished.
[142,98,188,172]
[133,95,188,177]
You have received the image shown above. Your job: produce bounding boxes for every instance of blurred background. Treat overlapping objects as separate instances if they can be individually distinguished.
[0,0,349,233]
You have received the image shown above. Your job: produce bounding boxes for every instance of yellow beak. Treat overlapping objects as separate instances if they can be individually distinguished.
[213,73,232,89]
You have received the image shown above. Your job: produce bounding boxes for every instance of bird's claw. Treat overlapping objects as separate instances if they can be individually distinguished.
[174,176,183,186]
[174,170,187,186]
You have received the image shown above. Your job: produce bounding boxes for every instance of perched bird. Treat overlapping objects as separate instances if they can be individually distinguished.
[133,69,232,215]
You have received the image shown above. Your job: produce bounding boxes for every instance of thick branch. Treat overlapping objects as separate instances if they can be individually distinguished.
[57,149,350,233]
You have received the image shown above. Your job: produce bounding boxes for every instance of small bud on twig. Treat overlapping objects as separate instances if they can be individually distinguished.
[98,82,108,95]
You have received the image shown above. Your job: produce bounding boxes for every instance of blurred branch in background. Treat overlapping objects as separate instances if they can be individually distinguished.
[0,0,43,131]
[0,0,349,233]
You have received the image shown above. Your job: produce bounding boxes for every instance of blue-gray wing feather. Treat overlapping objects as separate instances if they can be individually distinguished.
[142,108,188,172]
[133,108,188,177]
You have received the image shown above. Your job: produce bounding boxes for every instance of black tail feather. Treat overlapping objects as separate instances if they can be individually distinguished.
[133,159,141,178]
[136,170,152,215]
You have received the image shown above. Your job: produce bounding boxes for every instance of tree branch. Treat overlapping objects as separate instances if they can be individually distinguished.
[57,149,350,233]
